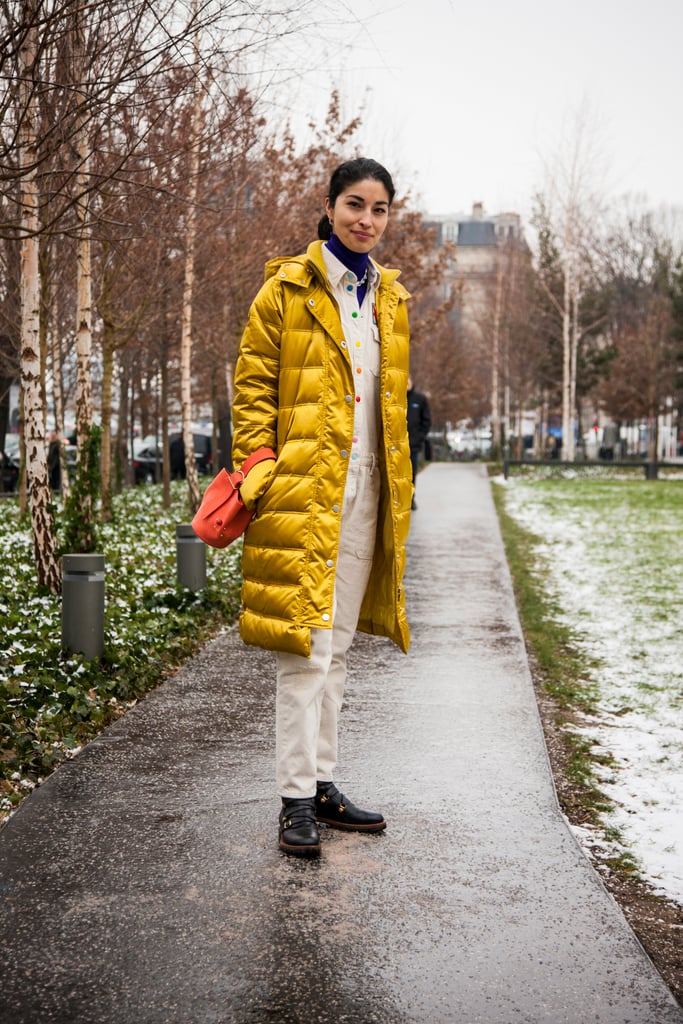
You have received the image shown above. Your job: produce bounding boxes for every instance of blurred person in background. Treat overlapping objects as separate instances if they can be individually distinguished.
[406,376,431,509]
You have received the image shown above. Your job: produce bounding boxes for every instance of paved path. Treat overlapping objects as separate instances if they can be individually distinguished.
[1,463,681,1024]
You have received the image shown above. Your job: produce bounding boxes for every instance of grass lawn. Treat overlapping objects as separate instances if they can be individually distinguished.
[492,469,683,907]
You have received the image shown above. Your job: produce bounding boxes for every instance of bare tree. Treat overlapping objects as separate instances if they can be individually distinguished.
[70,0,94,450]
[4,0,451,582]
[536,108,607,459]
[179,8,202,513]
[17,0,60,591]
[597,201,681,462]
[477,238,536,455]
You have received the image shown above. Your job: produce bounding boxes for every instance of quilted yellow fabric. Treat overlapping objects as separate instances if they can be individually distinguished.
[232,240,413,658]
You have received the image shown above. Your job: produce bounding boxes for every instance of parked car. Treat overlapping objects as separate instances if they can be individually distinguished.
[192,433,212,475]
[1,435,78,491]
[169,433,212,478]
[132,442,163,484]
[1,435,20,492]
[131,433,213,485]
[1,449,18,493]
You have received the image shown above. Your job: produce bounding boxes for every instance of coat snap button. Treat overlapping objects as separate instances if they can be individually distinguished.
[332,504,340,513]
[326,559,334,568]
[340,450,347,458]
[322,613,330,622]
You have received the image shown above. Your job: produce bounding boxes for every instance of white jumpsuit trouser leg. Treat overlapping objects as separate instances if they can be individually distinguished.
[275,457,380,799]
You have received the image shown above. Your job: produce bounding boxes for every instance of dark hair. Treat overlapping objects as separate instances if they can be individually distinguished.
[317,158,396,240]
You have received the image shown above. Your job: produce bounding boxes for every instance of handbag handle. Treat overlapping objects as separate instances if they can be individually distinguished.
[238,447,277,483]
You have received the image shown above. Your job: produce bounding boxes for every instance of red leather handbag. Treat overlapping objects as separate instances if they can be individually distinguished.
[191,447,276,549]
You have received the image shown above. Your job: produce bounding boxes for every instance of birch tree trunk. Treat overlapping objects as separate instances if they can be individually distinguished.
[561,255,573,461]
[180,21,202,514]
[159,260,172,508]
[18,0,60,592]
[543,108,605,464]
[100,317,116,519]
[490,257,503,454]
[98,240,126,516]
[73,2,94,449]
[51,316,70,499]
[116,357,132,489]
[157,275,172,505]
[570,286,582,458]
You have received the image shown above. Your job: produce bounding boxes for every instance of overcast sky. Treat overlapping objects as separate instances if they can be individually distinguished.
[277,0,683,222]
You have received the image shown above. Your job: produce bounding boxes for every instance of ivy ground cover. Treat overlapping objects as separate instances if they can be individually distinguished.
[0,482,242,822]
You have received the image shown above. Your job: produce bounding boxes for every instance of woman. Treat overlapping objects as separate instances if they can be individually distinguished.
[232,157,413,857]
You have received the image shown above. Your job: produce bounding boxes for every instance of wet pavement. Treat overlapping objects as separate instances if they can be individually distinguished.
[1,462,681,1024]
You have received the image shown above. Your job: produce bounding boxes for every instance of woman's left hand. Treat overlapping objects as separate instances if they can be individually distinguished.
[239,458,276,509]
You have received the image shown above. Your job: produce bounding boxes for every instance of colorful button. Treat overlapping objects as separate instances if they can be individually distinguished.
[346,284,354,291]
[352,311,358,318]
[356,396,361,403]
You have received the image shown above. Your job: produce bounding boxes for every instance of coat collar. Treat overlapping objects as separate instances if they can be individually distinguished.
[265,241,411,302]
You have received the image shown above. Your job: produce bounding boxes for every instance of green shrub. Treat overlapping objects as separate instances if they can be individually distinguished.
[0,481,242,819]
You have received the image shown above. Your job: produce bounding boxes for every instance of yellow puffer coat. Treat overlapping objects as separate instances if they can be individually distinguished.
[232,240,412,658]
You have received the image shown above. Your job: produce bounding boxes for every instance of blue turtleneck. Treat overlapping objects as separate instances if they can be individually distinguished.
[325,233,370,305]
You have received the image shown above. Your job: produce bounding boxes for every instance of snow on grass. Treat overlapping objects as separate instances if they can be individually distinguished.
[0,481,243,821]
[501,475,683,905]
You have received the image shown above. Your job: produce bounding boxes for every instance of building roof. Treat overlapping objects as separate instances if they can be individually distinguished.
[458,221,497,247]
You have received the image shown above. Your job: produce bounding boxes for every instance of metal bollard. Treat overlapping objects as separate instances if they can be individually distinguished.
[176,524,207,591]
[62,553,105,660]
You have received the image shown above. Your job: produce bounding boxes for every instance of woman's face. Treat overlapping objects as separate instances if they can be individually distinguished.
[325,178,391,254]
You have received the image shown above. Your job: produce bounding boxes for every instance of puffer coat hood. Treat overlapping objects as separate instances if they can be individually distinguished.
[232,239,412,658]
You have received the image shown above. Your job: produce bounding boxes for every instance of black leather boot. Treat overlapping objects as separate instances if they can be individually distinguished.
[278,797,321,857]
[315,781,386,832]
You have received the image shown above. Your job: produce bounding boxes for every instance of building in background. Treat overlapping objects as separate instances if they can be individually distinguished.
[425,203,529,452]
[427,202,526,333]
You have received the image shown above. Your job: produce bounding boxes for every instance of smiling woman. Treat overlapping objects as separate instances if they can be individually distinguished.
[323,180,390,253]
[231,156,413,857]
